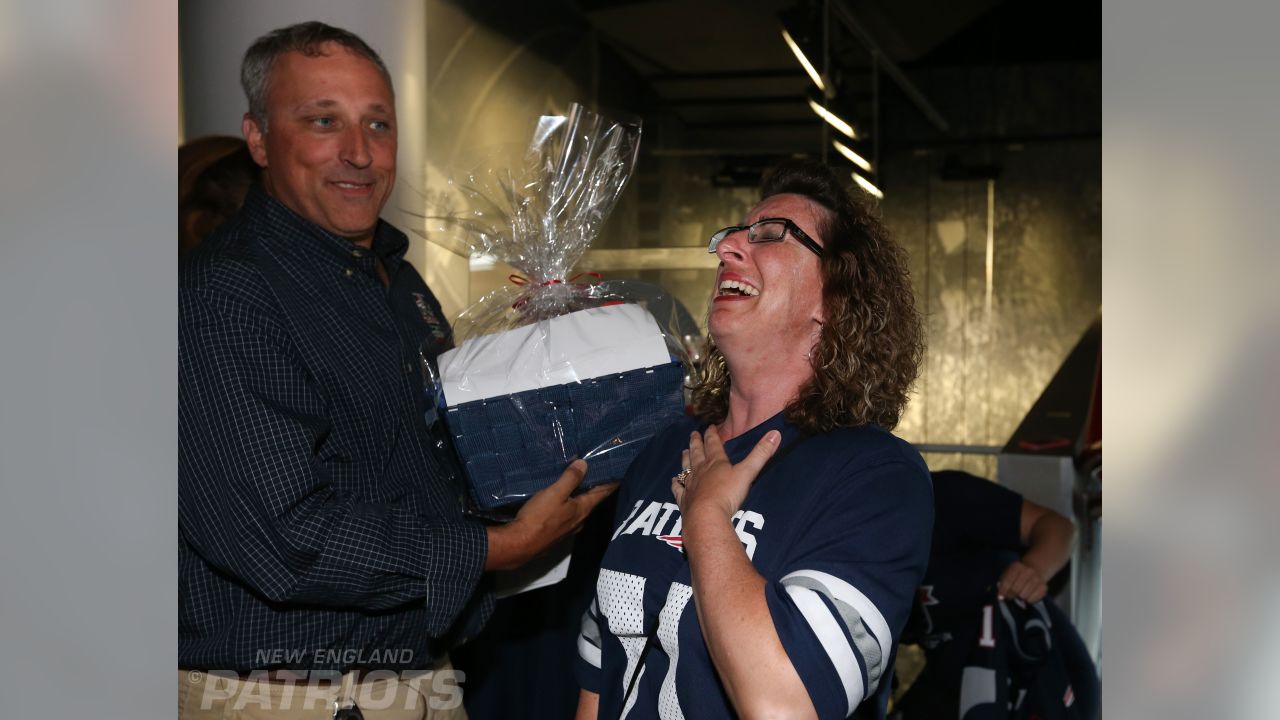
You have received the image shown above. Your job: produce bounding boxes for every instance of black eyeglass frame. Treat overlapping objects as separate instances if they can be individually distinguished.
[707,217,825,258]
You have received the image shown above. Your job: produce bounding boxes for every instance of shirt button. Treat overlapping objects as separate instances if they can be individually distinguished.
[352,249,365,258]
[344,268,354,278]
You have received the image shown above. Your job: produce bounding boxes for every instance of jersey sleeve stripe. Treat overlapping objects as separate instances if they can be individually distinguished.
[582,598,603,644]
[579,598,604,668]
[781,569,893,681]
[578,633,603,668]
[784,583,865,715]
[823,594,883,691]
[817,592,881,692]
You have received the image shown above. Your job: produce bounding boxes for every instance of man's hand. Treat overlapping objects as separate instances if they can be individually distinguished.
[1003,498,1075,604]
[484,460,618,571]
[997,559,1048,603]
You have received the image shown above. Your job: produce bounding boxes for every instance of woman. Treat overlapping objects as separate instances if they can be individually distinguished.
[575,160,932,720]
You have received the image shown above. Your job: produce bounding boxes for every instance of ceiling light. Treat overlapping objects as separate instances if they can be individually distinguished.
[781,28,826,92]
[808,99,856,140]
[852,172,883,199]
[832,139,872,172]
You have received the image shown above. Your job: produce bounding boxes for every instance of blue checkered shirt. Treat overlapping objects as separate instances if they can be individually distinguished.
[179,187,492,672]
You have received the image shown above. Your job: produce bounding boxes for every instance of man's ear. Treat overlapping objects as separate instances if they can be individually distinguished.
[242,113,268,168]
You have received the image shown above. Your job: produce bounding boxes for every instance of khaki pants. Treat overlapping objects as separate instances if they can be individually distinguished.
[177,657,467,719]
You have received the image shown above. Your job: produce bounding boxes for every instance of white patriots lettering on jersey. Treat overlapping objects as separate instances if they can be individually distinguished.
[612,500,764,559]
[624,501,665,536]
[616,501,680,539]
[612,500,645,541]
[731,510,765,560]
[780,569,892,716]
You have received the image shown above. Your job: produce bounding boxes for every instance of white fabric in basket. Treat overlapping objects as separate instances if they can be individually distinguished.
[437,303,671,404]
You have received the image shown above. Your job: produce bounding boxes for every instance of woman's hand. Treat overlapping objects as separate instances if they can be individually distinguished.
[672,425,780,519]
[674,426,817,719]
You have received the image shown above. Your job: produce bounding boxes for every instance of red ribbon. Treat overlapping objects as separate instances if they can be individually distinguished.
[508,272,604,309]
[507,272,602,287]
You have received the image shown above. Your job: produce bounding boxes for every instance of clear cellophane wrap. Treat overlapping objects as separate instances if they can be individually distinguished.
[426,104,691,517]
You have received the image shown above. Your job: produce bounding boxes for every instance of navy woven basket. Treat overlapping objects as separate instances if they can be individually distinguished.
[446,361,686,510]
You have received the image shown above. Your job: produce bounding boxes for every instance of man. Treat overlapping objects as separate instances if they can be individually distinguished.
[178,22,614,718]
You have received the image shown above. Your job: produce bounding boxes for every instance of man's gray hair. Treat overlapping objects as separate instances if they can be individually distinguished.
[240,21,394,133]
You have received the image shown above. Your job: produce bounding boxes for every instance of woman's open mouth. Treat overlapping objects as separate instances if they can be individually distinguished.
[717,278,759,298]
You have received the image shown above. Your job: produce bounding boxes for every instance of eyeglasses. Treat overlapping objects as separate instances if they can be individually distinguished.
[707,217,824,258]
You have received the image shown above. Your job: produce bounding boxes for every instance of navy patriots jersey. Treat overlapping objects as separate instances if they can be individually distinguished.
[898,472,1098,720]
[575,412,933,719]
[952,593,1097,720]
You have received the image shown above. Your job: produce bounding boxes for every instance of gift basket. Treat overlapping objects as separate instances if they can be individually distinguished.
[426,104,691,515]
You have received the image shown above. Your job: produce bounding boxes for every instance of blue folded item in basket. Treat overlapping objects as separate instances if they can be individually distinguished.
[446,361,686,510]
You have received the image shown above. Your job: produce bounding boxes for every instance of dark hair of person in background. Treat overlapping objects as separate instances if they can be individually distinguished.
[690,159,925,433]
[178,135,259,257]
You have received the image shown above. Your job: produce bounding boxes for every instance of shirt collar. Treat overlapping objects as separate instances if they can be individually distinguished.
[242,184,409,272]
[714,411,806,460]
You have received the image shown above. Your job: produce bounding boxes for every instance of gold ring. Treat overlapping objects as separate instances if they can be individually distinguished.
[674,467,692,486]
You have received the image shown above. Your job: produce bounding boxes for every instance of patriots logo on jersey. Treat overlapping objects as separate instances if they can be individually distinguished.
[656,534,683,552]
[917,584,940,634]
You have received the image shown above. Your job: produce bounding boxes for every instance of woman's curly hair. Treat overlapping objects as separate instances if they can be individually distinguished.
[690,159,925,432]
